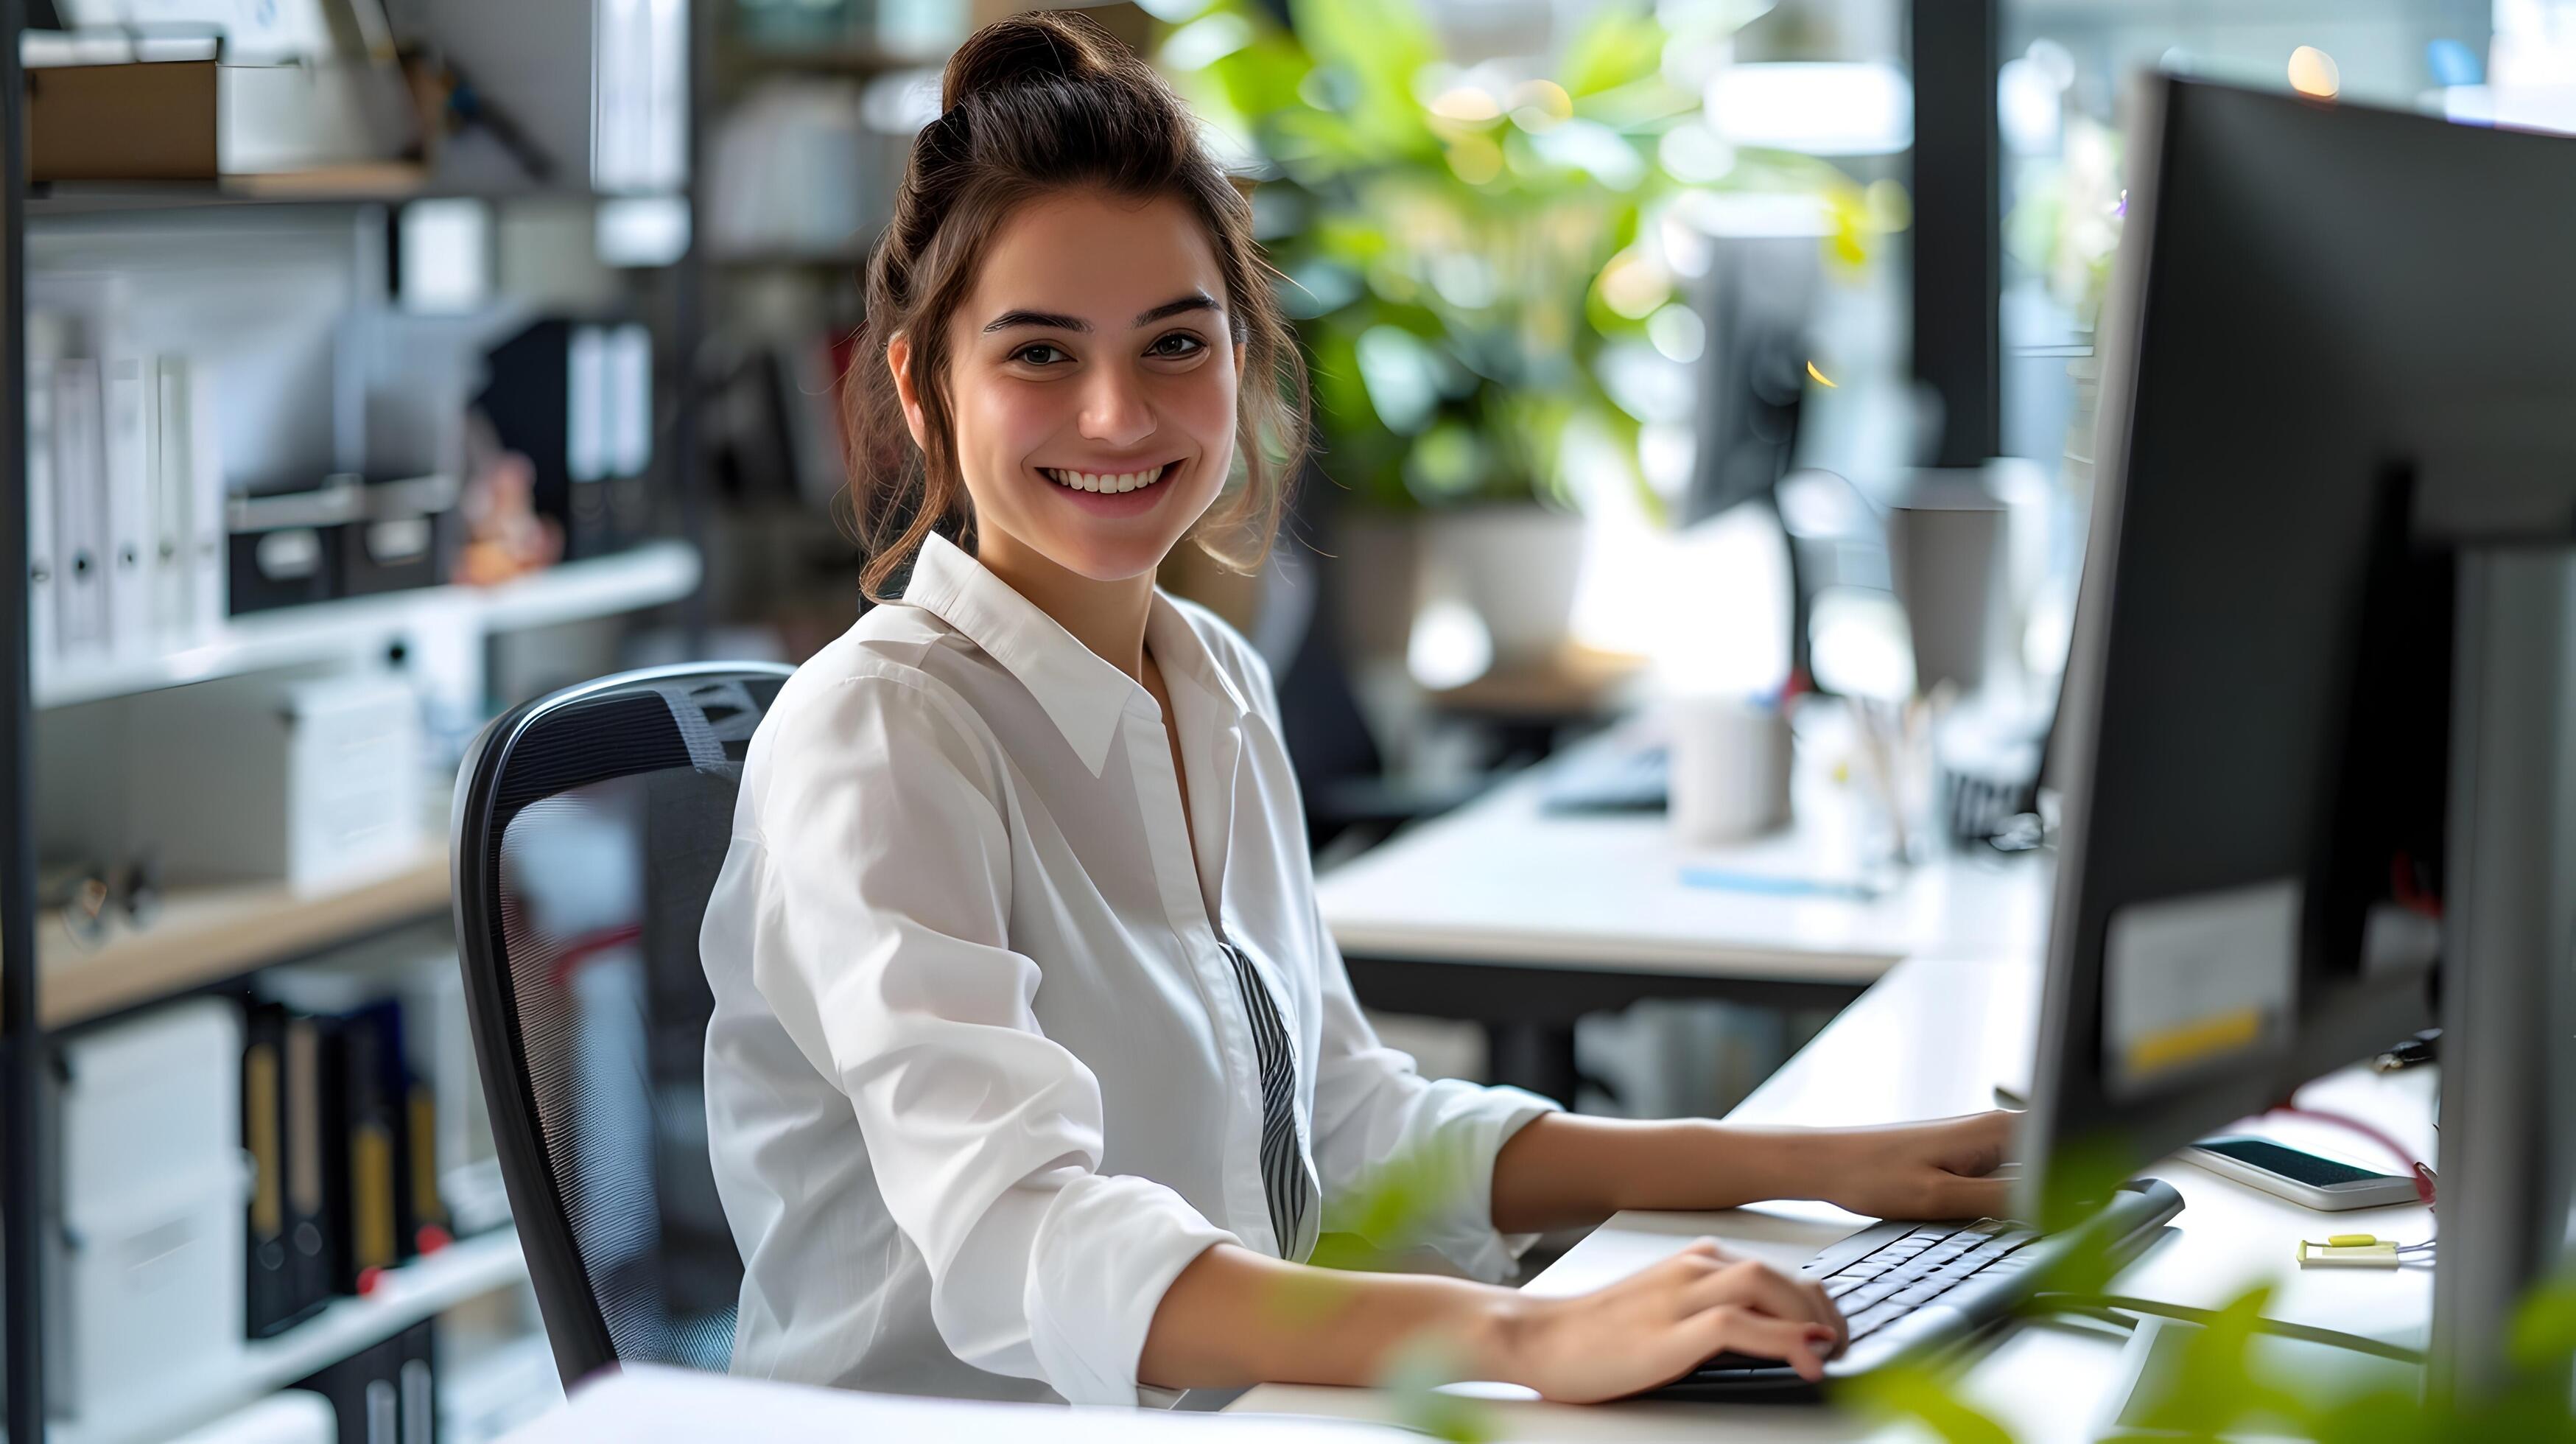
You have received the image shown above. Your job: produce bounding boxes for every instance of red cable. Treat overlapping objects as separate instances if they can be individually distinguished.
[2266,1101,2437,1208]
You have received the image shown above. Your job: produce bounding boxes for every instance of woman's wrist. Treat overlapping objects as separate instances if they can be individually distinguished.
[1470,1289,1550,1386]
[1679,1121,1879,1210]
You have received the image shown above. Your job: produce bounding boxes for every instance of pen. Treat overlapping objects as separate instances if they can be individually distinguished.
[1678,867,1882,902]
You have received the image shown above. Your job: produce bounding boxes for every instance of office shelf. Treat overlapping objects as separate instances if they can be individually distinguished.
[40,838,452,1030]
[18,167,643,217]
[24,164,431,214]
[34,539,702,709]
[57,1227,529,1444]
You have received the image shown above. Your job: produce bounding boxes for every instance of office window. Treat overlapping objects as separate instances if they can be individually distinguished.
[1996,0,2495,508]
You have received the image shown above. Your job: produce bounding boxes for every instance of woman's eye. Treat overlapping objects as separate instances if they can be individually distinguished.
[1148,332,1207,359]
[1012,343,1070,366]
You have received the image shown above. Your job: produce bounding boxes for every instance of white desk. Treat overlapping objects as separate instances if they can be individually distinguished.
[1232,953,2438,1441]
[1323,712,2056,1098]
[502,1363,1402,1441]
[499,956,2434,1442]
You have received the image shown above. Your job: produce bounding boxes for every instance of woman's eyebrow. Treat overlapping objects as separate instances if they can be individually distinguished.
[984,308,1089,334]
[982,292,1220,335]
[1133,292,1220,326]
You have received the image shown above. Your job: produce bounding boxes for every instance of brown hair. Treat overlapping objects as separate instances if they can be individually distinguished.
[846,10,1310,603]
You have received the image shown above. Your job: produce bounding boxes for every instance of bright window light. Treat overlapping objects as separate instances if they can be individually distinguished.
[1704,62,1913,156]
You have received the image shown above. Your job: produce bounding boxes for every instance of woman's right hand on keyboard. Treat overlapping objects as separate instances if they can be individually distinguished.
[1492,1240,1845,1401]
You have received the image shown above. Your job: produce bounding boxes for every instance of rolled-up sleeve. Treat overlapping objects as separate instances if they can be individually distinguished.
[1306,904,1562,1281]
[743,673,1236,1405]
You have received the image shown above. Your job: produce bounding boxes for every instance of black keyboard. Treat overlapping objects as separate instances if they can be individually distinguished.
[1649,1178,2186,1402]
[1538,745,1668,813]
[1817,1216,2046,1338]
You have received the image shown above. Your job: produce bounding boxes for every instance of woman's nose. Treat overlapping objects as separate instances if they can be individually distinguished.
[1078,365,1156,448]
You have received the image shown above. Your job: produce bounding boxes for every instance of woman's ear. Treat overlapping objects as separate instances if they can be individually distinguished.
[887,332,930,451]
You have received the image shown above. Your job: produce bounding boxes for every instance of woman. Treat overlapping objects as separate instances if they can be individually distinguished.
[698,10,2014,1409]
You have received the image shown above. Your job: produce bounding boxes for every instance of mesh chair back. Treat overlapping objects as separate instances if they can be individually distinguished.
[452,663,793,1385]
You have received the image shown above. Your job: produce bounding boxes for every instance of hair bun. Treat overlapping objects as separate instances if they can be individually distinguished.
[940,10,1127,112]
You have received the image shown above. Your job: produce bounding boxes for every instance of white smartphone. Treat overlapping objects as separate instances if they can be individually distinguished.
[2180,1135,2420,1210]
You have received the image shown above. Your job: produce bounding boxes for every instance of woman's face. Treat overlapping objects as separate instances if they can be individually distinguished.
[905,189,1243,584]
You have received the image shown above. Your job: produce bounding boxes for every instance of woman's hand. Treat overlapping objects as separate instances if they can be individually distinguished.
[1490,1241,1843,1403]
[1810,1110,2018,1222]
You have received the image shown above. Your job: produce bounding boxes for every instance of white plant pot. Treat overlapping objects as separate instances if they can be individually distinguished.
[1419,504,1587,665]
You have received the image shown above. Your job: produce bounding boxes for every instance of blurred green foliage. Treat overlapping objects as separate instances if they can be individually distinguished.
[1290,1131,1499,1440]
[1154,0,1879,514]
[1853,1250,2576,1443]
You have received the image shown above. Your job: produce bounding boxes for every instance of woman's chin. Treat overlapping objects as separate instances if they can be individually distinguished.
[1019,488,1215,581]
[1067,537,1185,583]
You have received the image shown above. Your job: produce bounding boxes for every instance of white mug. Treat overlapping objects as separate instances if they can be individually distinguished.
[1669,695,1794,847]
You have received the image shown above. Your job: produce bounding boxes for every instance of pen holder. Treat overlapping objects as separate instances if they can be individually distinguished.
[1669,695,1793,847]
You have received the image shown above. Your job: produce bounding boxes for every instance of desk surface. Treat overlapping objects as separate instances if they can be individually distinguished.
[1316,714,2054,985]
[1232,953,2438,1440]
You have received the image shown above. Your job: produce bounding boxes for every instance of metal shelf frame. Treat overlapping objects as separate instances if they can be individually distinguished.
[5,0,46,1438]
[0,2,716,1434]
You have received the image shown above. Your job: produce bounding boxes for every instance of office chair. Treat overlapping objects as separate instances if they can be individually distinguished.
[1255,473,1494,853]
[452,662,794,1387]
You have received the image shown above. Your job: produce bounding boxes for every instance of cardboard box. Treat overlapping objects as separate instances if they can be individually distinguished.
[27,59,399,182]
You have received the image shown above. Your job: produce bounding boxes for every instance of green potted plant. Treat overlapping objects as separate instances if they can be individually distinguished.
[1154,0,1881,668]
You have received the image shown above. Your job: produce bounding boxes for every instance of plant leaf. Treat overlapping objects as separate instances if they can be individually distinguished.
[1842,1362,2015,1444]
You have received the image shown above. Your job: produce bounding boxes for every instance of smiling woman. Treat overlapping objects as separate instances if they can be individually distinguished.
[698,7,2015,1419]
[844,15,1308,605]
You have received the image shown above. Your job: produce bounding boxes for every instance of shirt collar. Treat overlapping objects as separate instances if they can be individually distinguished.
[901,530,1250,775]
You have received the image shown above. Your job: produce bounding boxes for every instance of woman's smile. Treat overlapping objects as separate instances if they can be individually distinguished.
[1037,459,1185,518]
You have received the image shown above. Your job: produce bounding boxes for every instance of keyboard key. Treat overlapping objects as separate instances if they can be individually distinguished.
[1840,1280,1903,1312]
[1847,1303,1910,1338]
[1824,1277,1870,1301]
[1952,1236,2036,1275]
[1888,1282,1950,1308]
[1923,1252,2000,1286]
[1832,1261,1893,1281]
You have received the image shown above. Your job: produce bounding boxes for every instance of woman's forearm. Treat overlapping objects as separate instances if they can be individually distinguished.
[1489,1112,2018,1233]
[1489,1115,1823,1233]
[1137,1243,1519,1392]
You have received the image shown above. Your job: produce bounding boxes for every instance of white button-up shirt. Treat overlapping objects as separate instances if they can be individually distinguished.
[699,531,1559,1407]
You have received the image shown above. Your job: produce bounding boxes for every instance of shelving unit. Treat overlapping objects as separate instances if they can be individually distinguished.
[24,173,678,220]
[55,1228,530,1444]
[2,1,717,1435]
[23,165,436,215]
[38,838,451,1030]
[35,539,702,709]
[4,4,46,1440]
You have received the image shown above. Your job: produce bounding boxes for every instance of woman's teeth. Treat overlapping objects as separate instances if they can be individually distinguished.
[1045,464,1168,494]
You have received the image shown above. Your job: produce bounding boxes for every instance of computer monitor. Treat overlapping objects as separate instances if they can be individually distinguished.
[1682,232,1819,527]
[2018,73,2576,1382]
